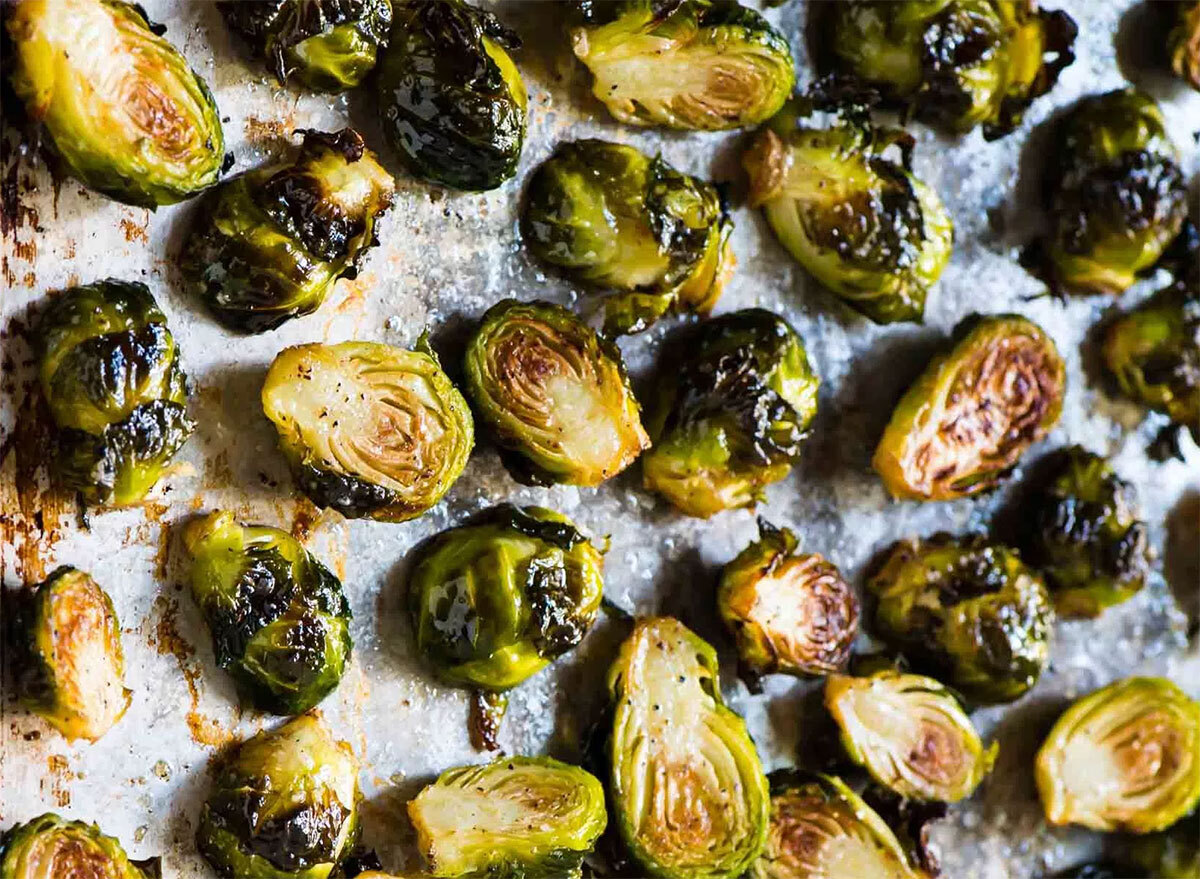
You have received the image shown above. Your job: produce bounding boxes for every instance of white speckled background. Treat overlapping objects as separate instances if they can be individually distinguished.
[1,1,1198,876]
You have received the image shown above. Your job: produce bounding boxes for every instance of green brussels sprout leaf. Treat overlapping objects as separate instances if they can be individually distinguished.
[0,813,155,879]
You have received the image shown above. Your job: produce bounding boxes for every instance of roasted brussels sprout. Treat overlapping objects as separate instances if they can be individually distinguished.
[743,117,952,324]
[874,315,1065,501]
[868,534,1054,703]
[197,714,361,879]
[718,521,859,680]
[376,0,525,190]
[1035,677,1200,834]
[262,339,473,521]
[1037,89,1189,296]
[1014,446,1149,618]
[5,0,224,206]
[603,617,769,878]
[570,0,794,131]
[819,1,1077,139]
[408,756,606,878]
[221,0,392,92]
[1171,1,1200,90]
[751,771,927,879]
[0,813,156,879]
[642,309,820,517]
[181,128,394,334]
[521,139,734,336]
[463,299,649,486]
[182,511,352,715]
[36,280,193,507]
[7,567,130,742]
[825,671,997,803]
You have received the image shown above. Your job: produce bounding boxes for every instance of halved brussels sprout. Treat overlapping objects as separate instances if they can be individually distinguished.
[825,671,997,803]
[570,0,794,131]
[182,511,352,715]
[197,714,361,879]
[408,756,607,878]
[521,139,735,336]
[221,0,392,92]
[868,534,1054,703]
[718,521,859,679]
[181,128,395,334]
[1038,89,1188,296]
[0,813,156,879]
[463,299,649,486]
[874,315,1064,501]
[820,1,1077,139]
[642,309,820,518]
[262,339,473,521]
[6,0,224,206]
[744,117,952,324]
[1171,1,1200,89]
[8,567,130,742]
[36,280,193,507]
[1035,677,1200,834]
[1015,446,1149,618]
[751,771,927,879]
[604,617,769,878]
[377,0,525,190]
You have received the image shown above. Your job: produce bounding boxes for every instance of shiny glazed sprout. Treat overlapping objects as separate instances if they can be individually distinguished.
[1035,677,1200,834]
[820,0,1077,139]
[1171,1,1200,89]
[197,714,361,879]
[5,0,224,206]
[221,0,392,92]
[521,139,734,336]
[0,813,156,879]
[36,279,193,507]
[463,299,649,486]
[262,339,473,521]
[718,521,859,679]
[407,756,607,878]
[182,511,352,715]
[874,314,1065,501]
[8,567,130,743]
[825,671,997,803]
[570,0,794,131]
[642,309,820,517]
[181,128,395,333]
[377,0,525,190]
[604,617,769,878]
[868,534,1054,703]
[743,117,952,324]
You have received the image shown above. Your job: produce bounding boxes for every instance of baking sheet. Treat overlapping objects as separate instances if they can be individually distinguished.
[1,1,1198,876]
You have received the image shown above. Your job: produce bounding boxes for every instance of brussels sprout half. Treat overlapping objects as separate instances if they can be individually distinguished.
[377,0,525,191]
[521,139,735,336]
[751,771,927,879]
[1171,1,1200,89]
[0,813,156,879]
[182,129,395,334]
[463,299,649,486]
[197,714,361,879]
[262,339,473,521]
[571,0,794,131]
[36,280,193,507]
[605,617,769,879]
[744,118,952,325]
[825,671,997,803]
[8,567,130,742]
[821,0,1077,139]
[643,309,820,518]
[874,315,1064,501]
[6,0,224,206]
[408,756,607,878]
[1036,677,1200,834]
[868,534,1054,704]
[182,511,352,715]
[718,521,859,679]
[221,0,392,92]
